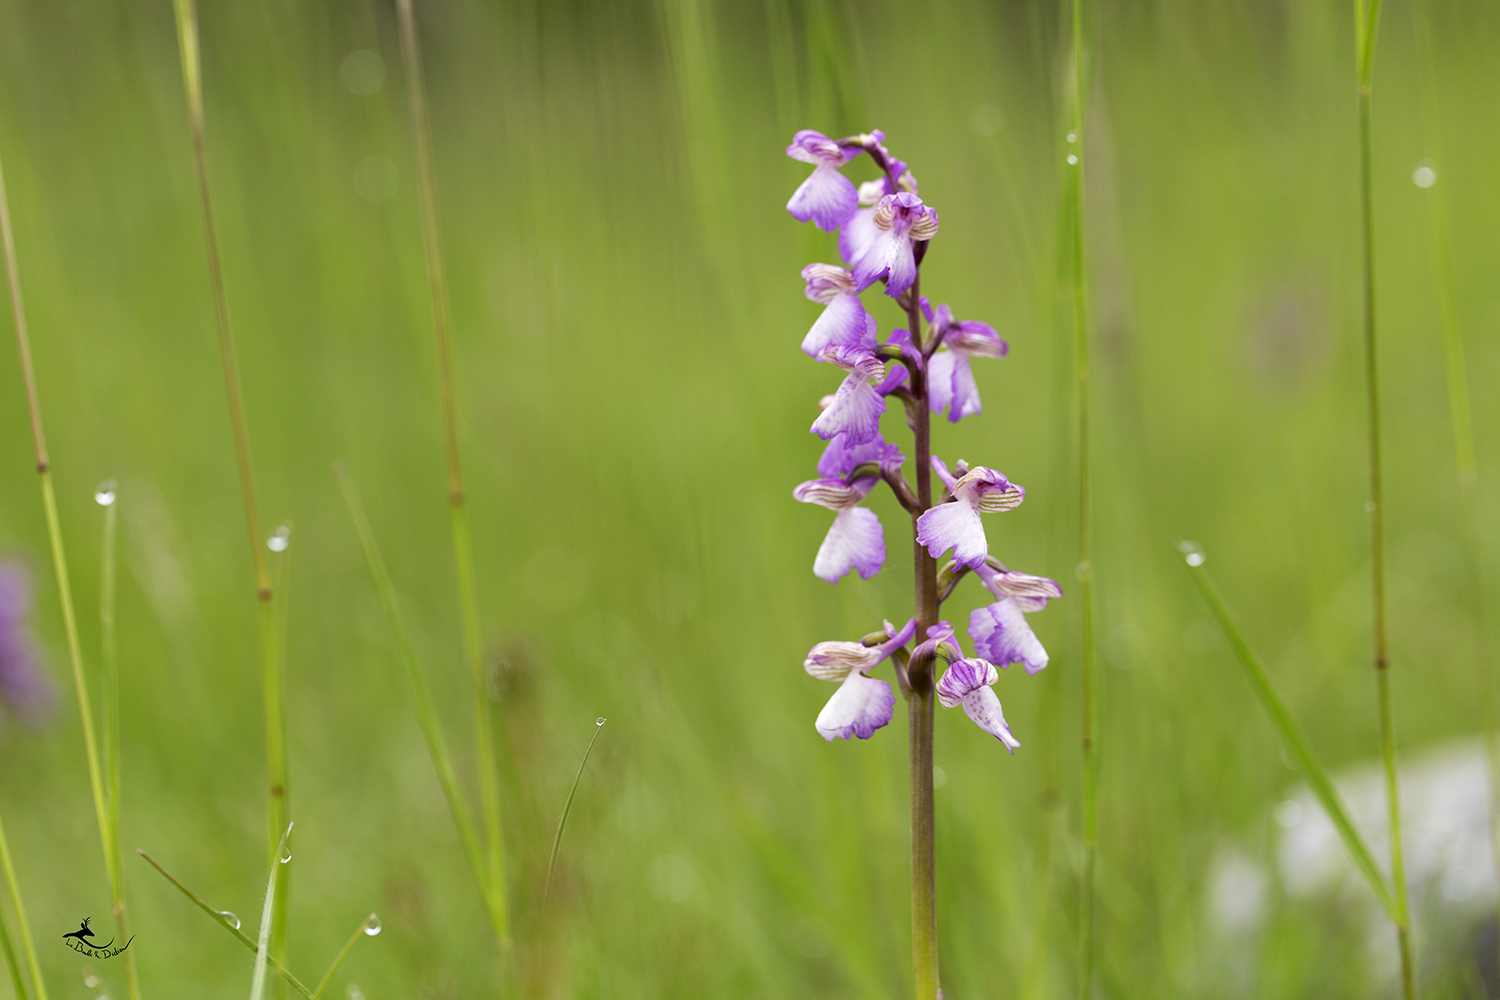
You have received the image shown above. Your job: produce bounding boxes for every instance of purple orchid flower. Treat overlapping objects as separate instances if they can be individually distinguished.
[968,562,1061,675]
[810,346,887,444]
[0,562,54,727]
[804,618,917,740]
[916,457,1025,568]
[927,304,1008,423]
[785,130,861,232]
[936,658,1020,752]
[851,193,939,298]
[793,476,886,583]
[817,432,904,480]
[800,264,876,358]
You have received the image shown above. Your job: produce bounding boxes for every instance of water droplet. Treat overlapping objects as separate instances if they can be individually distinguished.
[1066,131,1077,143]
[267,525,291,552]
[1179,540,1206,567]
[94,480,116,506]
[83,972,101,988]
[217,910,241,929]
[1412,160,1436,188]
[596,717,606,727]
[279,847,292,864]
[363,914,382,936]
[346,985,365,1000]
[1066,153,1078,165]
[1365,500,1377,514]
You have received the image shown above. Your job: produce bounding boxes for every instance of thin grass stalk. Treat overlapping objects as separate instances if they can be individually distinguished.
[136,850,315,999]
[392,0,508,944]
[0,903,27,1000]
[334,462,503,941]
[170,0,291,970]
[1351,1,1414,995]
[1411,0,1500,952]
[309,915,378,1000]
[1066,0,1099,996]
[0,145,137,1000]
[543,718,607,909]
[1182,550,1400,918]
[0,814,45,1000]
[250,826,293,1000]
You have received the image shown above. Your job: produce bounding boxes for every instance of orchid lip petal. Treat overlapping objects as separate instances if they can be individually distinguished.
[812,507,885,583]
[815,671,896,741]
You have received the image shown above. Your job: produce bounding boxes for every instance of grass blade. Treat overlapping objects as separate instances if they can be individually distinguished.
[0,901,28,1000]
[136,850,313,999]
[334,461,499,939]
[249,825,292,1000]
[543,717,607,909]
[309,914,378,1000]
[0,812,45,1000]
[1179,545,1399,921]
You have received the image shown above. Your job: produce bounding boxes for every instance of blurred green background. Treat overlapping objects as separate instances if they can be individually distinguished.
[1,0,1497,996]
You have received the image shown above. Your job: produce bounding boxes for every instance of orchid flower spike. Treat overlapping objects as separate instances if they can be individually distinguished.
[804,619,918,741]
[793,476,886,583]
[968,562,1061,675]
[927,304,1008,423]
[0,562,54,727]
[785,130,860,232]
[916,457,1025,568]
[800,264,876,358]
[810,346,888,445]
[851,193,939,298]
[936,658,1020,752]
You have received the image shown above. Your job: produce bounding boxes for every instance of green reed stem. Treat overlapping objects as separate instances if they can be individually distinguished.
[0,144,138,1000]
[1351,1,1414,995]
[1411,0,1500,954]
[171,0,291,964]
[1068,0,1099,996]
[0,902,27,1000]
[1182,551,1400,919]
[0,812,46,1000]
[309,915,377,1000]
[334,462,505,943]
[393,0,509,945]
[543,718,607,909]
[136,850,314,999]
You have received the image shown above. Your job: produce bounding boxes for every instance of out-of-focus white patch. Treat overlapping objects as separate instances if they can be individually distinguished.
[1208,738,1498,964]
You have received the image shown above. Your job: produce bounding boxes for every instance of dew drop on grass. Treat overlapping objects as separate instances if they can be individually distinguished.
[94,481,116,506]
[363,914,381,936]
[346,985,365,1000]
[1412,161,1437,188]
[1178,540,1205,567]
[1067,153,1078,165]
[217,910,241,929]
[1067,130,1077,143]
[596,717,606,727]
[279,847,292,864]
[83,972,101,989]
[267,525,291,552]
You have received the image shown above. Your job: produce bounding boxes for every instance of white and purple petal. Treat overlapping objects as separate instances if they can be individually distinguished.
[946,352,982,423]
[936,658,1019,751]
[813,507,885,583]
[968,598,1049,675]
[804,640,883,681]
[817,433,905,479]
[815,670,896,741]
[793,476,875,511]
[916,499,988,568]
[802,291,870,358]
[810,354,887,444]
[927,351,955,418]
[839,206,880,267]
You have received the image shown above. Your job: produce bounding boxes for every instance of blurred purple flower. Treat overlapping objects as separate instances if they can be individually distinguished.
[0,562,54,726]
[785,130,860,232]
[916,457,1025,568]
[804,618,916,740]
[968,563,1060,675]
[851,193,939,298]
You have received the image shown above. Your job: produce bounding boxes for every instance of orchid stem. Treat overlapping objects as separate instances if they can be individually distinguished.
[394,0,509,947]
[905,277,940,1000]
[170,2,290,972]
[1,139,138,1000]
[1068,0,1100,996]
[1352,1,1414,996]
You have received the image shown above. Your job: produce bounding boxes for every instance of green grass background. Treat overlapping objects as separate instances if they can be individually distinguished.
[0,0,1497,996]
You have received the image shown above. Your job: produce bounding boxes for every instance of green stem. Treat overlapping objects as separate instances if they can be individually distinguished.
[309,915,377,1000]
[1352,1,1413,995]
[334,463,506,944]
[0,899,28,1000]
[0,139,134,1000]
[1068,0,1099,996]
[0,812,46,1000]
[170,0,290,965]
[393,0,508,945]
[543,718,608,908]
[136,850,314,999]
